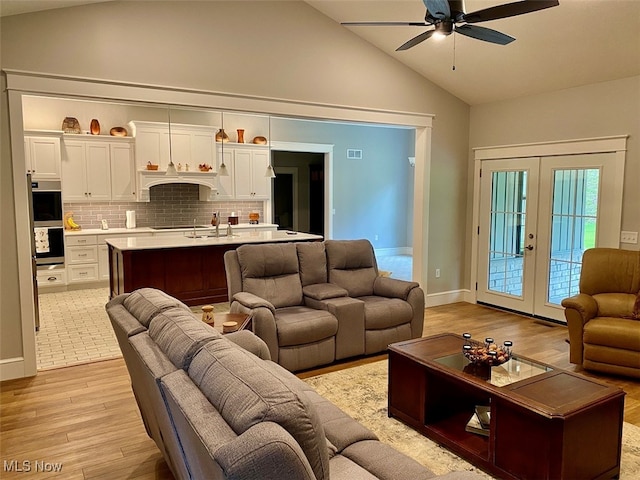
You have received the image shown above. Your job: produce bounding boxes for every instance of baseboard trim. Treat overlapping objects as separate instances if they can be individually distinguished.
[0,357,30,381]
[426,289,472,308]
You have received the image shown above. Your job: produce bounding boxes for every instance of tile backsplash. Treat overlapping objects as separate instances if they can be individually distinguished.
[65,184,264,229]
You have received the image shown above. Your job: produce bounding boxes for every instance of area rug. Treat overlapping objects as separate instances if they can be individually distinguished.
[303,360,640,479]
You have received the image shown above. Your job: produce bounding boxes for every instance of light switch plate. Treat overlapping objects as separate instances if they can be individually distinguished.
[620,231,638,244]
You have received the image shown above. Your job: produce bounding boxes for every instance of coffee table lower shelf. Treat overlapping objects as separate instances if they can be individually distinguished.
[388,334,625,480]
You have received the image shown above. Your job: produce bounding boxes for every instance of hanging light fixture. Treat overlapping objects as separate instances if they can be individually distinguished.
[218,111,229,176]
[265,115,276,178]
[165,105,177,176]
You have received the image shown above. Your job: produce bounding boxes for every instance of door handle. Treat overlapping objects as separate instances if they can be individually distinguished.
[525,245,534,251]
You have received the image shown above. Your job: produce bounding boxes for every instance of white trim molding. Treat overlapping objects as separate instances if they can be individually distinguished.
[426,290,471,308]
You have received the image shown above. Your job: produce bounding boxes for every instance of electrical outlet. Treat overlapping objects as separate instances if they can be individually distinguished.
[621,231,638,244]
[374,234,379,241]
[435,268,441,278]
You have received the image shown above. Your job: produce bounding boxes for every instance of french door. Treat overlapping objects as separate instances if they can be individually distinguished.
[476,153,622,322]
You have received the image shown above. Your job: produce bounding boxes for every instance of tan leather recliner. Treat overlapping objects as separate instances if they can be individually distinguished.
[561,248,640,378]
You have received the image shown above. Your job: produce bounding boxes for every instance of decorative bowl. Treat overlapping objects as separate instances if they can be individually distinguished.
[110,126,128,137]
[146,162,159,171]
[462,336,512,367]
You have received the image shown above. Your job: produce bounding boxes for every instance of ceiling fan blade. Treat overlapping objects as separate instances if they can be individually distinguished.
[423,0,451,20]
[341,21,430,27]
[462,0,559,24]
[455,24,515,45]
[396,29,436,51]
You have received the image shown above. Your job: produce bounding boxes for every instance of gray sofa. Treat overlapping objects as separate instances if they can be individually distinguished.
[224,239,424,371]
[106,287,480,480]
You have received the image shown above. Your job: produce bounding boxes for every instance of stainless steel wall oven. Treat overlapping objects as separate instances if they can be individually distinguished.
[29,177,65,266]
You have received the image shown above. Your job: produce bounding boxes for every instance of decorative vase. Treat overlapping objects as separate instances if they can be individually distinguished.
[216,128,229,143]
[237,129,245,143]
[90,119,100,135]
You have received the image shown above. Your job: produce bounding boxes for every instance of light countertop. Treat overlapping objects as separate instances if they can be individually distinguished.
[105,230,322,250]
[64,223,278,236]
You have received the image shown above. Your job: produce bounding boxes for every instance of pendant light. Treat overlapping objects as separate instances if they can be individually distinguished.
[265,115,276,178]
[218,111,229,176]
[165,106,177,176]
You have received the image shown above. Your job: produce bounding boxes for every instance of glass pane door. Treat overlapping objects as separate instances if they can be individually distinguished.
[477,158,539,314]
[547,169,600,305]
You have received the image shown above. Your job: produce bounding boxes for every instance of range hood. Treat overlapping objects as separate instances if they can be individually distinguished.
[138,170,218,202]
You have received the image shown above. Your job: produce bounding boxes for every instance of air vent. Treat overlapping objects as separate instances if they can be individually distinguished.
[346,148,363,160]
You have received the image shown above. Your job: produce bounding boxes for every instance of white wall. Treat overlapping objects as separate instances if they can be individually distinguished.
[467,76,640,285]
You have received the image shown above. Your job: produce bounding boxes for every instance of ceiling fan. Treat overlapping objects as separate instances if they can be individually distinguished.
[342,0,559,51]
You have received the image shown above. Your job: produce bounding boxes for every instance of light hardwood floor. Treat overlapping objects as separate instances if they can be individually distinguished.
[2,302,638,480]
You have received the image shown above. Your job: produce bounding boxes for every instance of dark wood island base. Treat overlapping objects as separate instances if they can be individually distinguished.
[107,232,322,305]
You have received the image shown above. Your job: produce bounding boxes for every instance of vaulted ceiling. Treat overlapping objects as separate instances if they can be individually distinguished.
[306,0,640,105]
[2,0,639,106]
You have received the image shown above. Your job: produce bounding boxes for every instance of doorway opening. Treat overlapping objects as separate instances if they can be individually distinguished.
[272,151,325,236]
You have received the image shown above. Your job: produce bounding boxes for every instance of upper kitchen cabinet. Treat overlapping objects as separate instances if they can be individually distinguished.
[24,131,62,180]
[232,145,271,200]
[61,135,134,202]
[109,142,136,201]
[128,121,217,172]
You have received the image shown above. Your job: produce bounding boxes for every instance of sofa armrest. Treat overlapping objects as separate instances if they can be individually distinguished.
[303,283,348,301]
[561,293,598,324]
[225,330,271,361]
[561,293,598,365]
[215,422,316,480]
[373,276,420,300]
[233,292,276,314]
[230,295,279,363]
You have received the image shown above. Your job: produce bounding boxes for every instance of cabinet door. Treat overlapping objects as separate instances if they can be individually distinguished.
[110,143,136,201]
[25,139,32,174]
[216,149,234,199]
[251,150,271,199]
[85,143,112,201]
[192,131,216,171]
[135,127,170,170]
[169,130,192,167]
[98,244,110,280]
[28,137,62,180]
[234,149,253,199]
[61,141,89,201]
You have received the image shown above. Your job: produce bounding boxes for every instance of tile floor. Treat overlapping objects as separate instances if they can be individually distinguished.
[35,254,412,370]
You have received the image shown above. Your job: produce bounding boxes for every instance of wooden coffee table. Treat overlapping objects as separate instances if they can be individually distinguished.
[388,333,625,480]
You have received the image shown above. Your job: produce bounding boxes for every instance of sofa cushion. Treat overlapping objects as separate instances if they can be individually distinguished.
[189,340,330,480]
[360,296,414,330]
[276,306,339,347]
[123,287,191,328]
[584,317,640,352]
[148,307,221,370]
[298,242,328,286]
[237,243,303,308]
[326,240,378,297]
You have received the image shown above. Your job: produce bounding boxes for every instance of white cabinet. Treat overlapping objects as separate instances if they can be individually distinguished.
[128,121,217,172]
[24,133,62,180]
[233,146,271,200]
[214,148,234,199]
[98,244,109,280]
[109,143,136,201]
[62,140,112,202]
[66,234,100,284]
[62,136,134,202]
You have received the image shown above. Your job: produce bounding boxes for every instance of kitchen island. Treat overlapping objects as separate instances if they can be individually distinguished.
[107,230,322,305]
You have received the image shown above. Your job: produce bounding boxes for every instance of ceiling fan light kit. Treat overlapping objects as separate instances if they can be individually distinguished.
[343,0,559,51]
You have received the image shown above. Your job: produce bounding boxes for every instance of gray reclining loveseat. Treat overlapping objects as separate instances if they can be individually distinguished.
[224,239,425,371]
[106,287,480,480]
